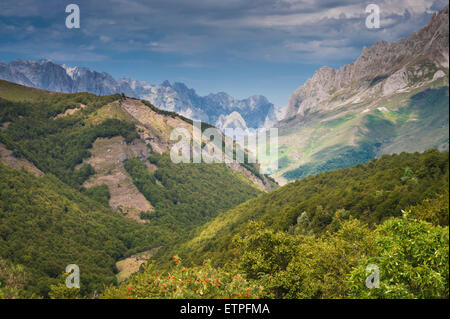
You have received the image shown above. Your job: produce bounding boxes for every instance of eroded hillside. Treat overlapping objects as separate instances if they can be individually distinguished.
[0,80,275,296]
[0,80,275,223]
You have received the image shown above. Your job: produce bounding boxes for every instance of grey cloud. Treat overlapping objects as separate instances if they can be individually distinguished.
[0,0,447,65]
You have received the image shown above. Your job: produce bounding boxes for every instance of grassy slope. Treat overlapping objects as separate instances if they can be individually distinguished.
[275,78,449,182]
[172,150,449,267]
[0,79,54,102]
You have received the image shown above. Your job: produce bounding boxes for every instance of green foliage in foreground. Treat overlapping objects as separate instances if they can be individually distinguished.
[347,216,449,298]
[101,195,448,299]
[0,162,159,297]
[101,259,265,299]
[233,219,375,298]
[170,150,448,267]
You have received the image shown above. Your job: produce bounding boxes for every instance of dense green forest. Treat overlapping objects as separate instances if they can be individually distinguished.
[158,150,449,268]
[0,162,161,297]
[125,152,261,233]
[0,93,138,188]
[0,81,265,298]
[98,150,448,299]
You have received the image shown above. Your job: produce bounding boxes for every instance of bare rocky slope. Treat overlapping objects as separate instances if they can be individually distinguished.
[285,6,449,120]
[273,6,449,184]
[0,80,276,224]
[76,97,276,221]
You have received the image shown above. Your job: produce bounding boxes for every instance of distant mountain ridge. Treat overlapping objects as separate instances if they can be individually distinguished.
[0,59,276,130]
[285,6,449,119]
[273,5,449,184]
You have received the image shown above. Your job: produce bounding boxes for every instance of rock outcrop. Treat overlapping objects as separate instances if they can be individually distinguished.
[285,6,449,120]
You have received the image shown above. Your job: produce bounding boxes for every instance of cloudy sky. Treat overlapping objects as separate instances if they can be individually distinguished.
[0,0,448,105]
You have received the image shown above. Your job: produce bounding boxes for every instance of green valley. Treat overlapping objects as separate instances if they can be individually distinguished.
[0,80,269,298]
[275,80,449,183]
[100,150,449,299]
[0,4,449,301]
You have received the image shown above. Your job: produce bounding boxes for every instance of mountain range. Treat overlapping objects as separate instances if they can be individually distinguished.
[0,60,277,131]
[0,76,278,296]
[272,6,449,184]
[285,7,449,120]
[0,6,448,187]
[0,4,449,300]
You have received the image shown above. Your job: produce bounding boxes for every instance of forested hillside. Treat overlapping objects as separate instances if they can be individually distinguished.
[0,86,137,187]
[102,150,448,299]
[0,162,160,297]
[125,153,261,233]
[155,150,449,268]
[0,80,266,298]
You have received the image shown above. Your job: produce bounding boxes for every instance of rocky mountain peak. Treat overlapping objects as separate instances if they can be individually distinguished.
[0,60,276,131]
[285,5,449,120]
[215,111,249,132]
[160,80,171,87]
